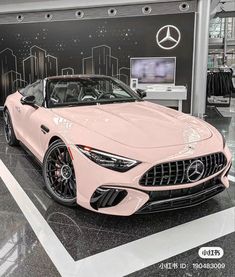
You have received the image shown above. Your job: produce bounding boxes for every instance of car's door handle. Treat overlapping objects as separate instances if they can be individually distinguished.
[15,106,21,113]
[41,125,50,134]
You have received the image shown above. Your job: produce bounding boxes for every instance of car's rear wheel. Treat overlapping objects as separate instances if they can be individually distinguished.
[3,109,19,146]
[43,140,77,206]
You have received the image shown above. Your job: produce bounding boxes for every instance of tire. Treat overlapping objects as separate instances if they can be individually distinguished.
[43,140,77,206]
[3,109,19,146]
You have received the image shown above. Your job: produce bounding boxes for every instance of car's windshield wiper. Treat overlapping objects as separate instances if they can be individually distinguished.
[67,102,97,107]
[52,102,97,108]
[51,99,140,108]
[99,99,138,105]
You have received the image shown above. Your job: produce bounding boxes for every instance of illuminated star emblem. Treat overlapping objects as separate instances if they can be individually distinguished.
[156,25,181,50]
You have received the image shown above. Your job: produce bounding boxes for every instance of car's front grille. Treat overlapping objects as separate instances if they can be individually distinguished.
[139,152,227,187]
[137,178,225,214]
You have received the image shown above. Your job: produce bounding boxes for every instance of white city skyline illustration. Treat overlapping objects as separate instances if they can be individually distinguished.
[0,44,130,101]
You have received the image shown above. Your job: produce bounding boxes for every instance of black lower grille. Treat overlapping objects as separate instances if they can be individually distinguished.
[90,187,127,210]
[139,152,226,187]
[137,178,225,214]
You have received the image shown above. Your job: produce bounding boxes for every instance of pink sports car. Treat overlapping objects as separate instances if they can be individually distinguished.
[3,75,232,216]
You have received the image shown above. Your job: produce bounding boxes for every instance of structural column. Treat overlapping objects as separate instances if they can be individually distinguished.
[192,0,211,117]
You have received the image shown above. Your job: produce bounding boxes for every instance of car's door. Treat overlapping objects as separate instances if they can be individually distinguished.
[16,80,46,160]
[12,83,32,135]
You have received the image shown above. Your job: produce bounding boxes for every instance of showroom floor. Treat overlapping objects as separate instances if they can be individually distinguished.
[0,105,234,277]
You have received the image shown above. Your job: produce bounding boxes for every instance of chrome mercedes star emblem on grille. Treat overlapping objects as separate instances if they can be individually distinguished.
[156,25,181,50]
[186,160,205,182]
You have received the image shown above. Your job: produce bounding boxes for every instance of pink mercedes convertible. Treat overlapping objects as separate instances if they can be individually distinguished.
[3,75,232,215]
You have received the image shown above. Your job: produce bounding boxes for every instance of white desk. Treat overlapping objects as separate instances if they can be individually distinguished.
[145,87,187,112]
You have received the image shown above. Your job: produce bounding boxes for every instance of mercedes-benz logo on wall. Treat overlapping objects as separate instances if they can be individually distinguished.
[156,25,181,50]
[186,160,205,182]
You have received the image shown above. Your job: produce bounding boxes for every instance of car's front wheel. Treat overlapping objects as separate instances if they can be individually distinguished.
[3,109,19,146]
[43,140,77,206]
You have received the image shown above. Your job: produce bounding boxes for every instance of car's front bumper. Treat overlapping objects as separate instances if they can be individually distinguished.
[69,143,232,216]
[136,177,226,214]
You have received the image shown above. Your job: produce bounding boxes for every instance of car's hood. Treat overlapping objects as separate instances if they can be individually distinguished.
[51,102,212,148]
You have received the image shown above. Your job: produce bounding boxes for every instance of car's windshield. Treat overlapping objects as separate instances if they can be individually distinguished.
[46,77,140,108]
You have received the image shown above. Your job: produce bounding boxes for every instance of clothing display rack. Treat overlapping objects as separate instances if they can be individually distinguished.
[207,67,234,107]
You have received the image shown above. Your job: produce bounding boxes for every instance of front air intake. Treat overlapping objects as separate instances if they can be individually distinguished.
[137,178,225,214]
[90,187,127,210]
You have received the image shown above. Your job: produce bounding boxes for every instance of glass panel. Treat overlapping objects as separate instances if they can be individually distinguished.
[47,77,139,108]
[209,18,225,38]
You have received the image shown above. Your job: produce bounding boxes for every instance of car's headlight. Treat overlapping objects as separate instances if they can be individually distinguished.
[77,145,140,172]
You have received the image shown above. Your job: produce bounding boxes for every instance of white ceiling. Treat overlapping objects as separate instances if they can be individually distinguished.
[0,0,181,3]
[0,0,187,13]
[0,0,233,15]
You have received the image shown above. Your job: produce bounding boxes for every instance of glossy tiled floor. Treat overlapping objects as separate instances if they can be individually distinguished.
[0,105,234,276]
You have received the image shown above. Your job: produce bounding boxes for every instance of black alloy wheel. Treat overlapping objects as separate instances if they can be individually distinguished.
[3,109,19,146]
[43,140,77,206]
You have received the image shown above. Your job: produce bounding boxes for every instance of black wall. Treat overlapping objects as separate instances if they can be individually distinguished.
[0,13,195,112]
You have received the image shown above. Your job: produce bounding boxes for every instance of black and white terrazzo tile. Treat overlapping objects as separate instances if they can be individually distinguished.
[0,109,234,277]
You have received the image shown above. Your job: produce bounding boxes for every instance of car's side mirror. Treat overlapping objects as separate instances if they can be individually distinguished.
[136,89,147,99]
[21,95,36,107]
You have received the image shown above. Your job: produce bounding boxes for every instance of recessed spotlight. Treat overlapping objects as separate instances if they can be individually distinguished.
[179,2,190,12]
[142,5,152,15]
[16,14,24,22]
[108,8,117,16]
[45,13,53,21]
[75,10,84,18]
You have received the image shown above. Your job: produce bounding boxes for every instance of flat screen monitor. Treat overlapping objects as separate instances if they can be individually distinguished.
[130,57,176,85]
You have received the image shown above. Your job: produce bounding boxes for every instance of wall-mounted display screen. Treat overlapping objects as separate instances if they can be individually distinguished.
[130,57,176,85]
